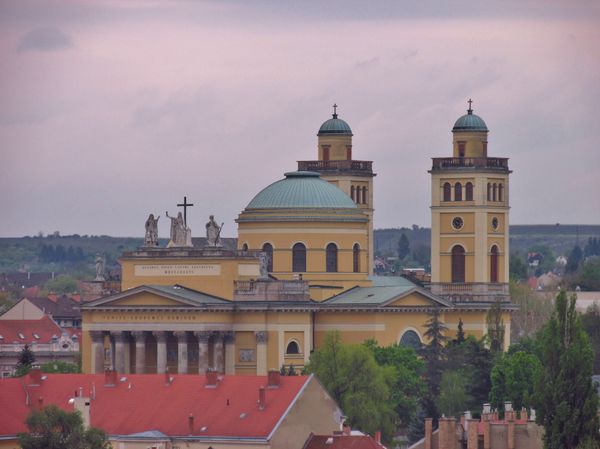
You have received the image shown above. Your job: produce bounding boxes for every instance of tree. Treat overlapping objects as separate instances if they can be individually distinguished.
[365,341,426,429]
[490,350,542,412]
[580,303,600,374]
[43,275,78,295]
[40,361,80,374]
[14,344,35,376]
[436,370,471,418]
[485,299,505,352]
[397,233,410,260]
[534,291,600,449]
[18,405,111,449]
[420,308,449,421]
[509,253,527,281]
[307,332,396,441]
[565,245,583,273]
[577,257,600,291]
[509,281,554,342]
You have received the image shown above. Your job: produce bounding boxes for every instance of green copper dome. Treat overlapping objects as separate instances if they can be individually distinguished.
[246,171,357,209]
[318,105,353,135]
[452,101,488,132]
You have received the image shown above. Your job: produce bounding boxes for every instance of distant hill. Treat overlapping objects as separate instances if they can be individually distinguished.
[0,225,598,275]
[374,224,600,260]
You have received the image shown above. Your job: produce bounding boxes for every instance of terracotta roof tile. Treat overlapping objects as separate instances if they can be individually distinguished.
[0,316,63,344]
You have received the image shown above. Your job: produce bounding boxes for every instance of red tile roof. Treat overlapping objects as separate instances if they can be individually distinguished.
[303,434,385,449]
[0,315,63,344]
[0,373,311,439]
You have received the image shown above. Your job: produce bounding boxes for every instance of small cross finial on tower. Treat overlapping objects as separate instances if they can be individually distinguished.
[467,98,473,114]
[332,103,338,119]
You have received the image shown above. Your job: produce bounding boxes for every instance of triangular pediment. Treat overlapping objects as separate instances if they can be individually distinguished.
[81,285,231,309]
[379,287,452,309]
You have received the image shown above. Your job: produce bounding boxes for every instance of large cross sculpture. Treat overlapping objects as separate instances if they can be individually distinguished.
[177,196,194,226]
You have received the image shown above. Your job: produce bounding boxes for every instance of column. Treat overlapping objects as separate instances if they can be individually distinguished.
[224,331,235,375]
[124,333,131,374]
[153,331,168,374]
[132,331,146,374]
[194,331,211,374]
[255,331,268,376]
[112,331,126,374]
[213,332,224,373]
[89,331,105,374]
[174,331,189,374]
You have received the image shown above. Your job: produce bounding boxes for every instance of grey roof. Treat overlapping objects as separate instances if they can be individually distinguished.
[323,277,452,308]
[245,171,357,210]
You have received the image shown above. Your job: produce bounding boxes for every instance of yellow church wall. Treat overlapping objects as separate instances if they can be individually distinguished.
[440,212,475,234]
[120,257,259,300]
[452,131,488,157]
[386,292,436,307]
[107,292,186,307]
[318,134,352,160]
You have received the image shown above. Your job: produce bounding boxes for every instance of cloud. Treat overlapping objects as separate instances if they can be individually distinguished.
[17,26,73,52]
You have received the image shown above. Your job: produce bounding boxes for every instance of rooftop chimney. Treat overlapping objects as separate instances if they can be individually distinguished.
[104,368,117,387]
[342,424,351,436]
[374,431,381,445]
[37,396,44,409]
[424,418,432,449]
[205,370,218,388]
[268,369,280,388]
[188,414,194,435]
[258,386,266,410]
[73,397,91,428]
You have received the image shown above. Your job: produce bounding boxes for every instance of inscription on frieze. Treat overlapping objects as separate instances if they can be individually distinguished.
[134,264,221,277]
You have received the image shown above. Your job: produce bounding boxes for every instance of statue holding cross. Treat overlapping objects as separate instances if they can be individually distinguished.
[165,196,194,247]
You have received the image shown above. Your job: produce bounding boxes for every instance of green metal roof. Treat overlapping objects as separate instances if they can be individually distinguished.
[245,171,357,210]
[452,109,488,132]
[318,116,353,135]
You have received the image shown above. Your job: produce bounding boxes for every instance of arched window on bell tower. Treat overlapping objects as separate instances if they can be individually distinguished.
[465,182,473,201]
[326,243,338,273]
[451,245,466,283]
[490,245,499,283]
[498,184,503,202]
[493,183,497,201]
[350,185,355,202]
[443,183,452,202]
[362,186,367,205]
[454,183,462,201]
[487,183,492,201]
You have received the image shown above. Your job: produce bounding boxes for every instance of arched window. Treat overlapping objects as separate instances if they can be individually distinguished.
[492,183,497,201]
[451,245,465,283]
[355,186,361,204]
[454,183,462,201]
[465,182,473,201]
[292,243,306,273]
[399,330,422,350]
[326,243,338,273]
[443,183,452,202]
[498,184,503,202]
[353,244,360,273]
[487,183,492,201]
[490,245,499,283]
[286,340,300,354]
[241,243,248,252]
[350,185,355,202]
[262,243,273,272]
[362,187,367,205]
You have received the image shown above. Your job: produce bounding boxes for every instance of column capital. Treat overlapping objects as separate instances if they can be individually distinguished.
[173,331,188,342]
[212,331,224,342]
[152,331,168,343]
[131,331,146,342]
[111,330,127,341]
[194,331,211,343]
[223,331,235,344]
[255,331,268,344]
[89,331,104,342]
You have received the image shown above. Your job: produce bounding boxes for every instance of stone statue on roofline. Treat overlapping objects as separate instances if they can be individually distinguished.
[94,253,106,281]
[144,214,160,247]
[166,211,192,247]
[205,215,223,247]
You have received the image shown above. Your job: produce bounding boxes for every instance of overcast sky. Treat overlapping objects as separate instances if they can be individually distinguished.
[1,0,599,238]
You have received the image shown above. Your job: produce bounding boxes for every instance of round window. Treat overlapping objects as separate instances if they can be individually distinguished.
[492,217,499,230]
[452,217,464,230]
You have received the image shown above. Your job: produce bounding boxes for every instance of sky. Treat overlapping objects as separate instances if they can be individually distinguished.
[1,0,599,238]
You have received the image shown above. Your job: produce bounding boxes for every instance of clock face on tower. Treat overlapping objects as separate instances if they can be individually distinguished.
[452,216,464,230]
[492,217,499,230]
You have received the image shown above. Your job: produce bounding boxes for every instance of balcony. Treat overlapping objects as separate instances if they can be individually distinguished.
[297,160,373,174]
[429,282,510,303]
[431,157,509,172]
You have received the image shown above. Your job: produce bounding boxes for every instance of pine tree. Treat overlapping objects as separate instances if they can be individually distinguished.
[534,291,600,449]
[14,344,36,377]
[398,233,410,260]
[486,299,505,352]
[421,308,449,422]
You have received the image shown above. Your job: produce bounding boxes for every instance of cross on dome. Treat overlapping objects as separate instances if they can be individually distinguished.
[467,98,473,114]
[332,103,338,119]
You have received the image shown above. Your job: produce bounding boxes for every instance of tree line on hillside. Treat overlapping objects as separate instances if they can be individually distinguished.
[307,291,600,449]
[39,244,86,263]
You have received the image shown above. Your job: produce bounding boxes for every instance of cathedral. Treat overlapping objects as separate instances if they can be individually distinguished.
[80,103,514,375]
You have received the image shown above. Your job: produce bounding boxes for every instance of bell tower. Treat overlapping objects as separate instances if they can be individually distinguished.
[429,100,511,302]
[298,105,375,273]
